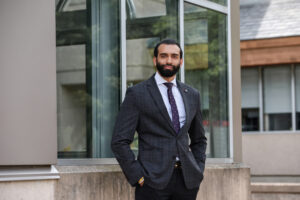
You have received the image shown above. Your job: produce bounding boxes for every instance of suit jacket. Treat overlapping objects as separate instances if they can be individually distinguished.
[111,74,207,190]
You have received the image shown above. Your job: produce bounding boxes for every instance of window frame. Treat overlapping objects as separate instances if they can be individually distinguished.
[58,0,235,165]
[242,64,300,134]
[121,0,233,162]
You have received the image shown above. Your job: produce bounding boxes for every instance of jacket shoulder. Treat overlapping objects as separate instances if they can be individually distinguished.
[124,79,151,101]
[127,77,152,92]
[178,81,200,96]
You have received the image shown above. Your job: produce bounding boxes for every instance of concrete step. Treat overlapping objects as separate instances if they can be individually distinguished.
[251,182,300,200]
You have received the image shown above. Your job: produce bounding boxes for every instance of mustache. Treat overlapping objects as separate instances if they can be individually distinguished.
[161,64,177,68]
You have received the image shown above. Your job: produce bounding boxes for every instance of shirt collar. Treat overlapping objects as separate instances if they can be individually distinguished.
[154,72,177,87]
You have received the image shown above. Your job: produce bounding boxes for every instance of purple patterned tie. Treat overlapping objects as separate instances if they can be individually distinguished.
[163,83,180,133]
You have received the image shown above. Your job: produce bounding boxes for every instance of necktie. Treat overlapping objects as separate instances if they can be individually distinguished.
[163,83,180,133]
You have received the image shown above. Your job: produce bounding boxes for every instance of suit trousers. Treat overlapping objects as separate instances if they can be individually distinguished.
[135,168,199,200]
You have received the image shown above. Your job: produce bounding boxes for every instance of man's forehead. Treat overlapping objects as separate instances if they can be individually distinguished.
[157,44,180,55]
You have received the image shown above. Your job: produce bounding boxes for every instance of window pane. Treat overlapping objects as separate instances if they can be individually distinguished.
[242,108,259,131]
[56,0,86,12]
[263,66,292,131]
[126,0,179,86]
[126,38,157,86]
[129,0,167,18]
[56,1,88,158]
[295,65,300,130]
[184,2,228,158]
[126,0,179,151]
[56,0,120,158]
[207,0,227,6]
[241,68,259,131]
[56,45,87,158]
[241,68,259,108]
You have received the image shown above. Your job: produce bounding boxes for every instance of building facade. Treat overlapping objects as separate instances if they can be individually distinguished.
[241,0,300,176]
[240,0,300,199]
[0,0,249,199]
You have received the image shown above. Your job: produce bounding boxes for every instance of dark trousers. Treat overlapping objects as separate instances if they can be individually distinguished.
[135,168,199,200]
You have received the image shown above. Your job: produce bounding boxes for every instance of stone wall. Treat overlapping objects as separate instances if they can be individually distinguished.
[55,164,251,200]
[0,164,251,200]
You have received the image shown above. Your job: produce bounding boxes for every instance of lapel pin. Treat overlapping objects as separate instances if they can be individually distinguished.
[184,89,188,93]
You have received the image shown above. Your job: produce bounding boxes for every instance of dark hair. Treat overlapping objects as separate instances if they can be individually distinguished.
[153,39,183,58]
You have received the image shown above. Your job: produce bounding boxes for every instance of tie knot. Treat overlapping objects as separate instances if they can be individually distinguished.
[163,82,173,89]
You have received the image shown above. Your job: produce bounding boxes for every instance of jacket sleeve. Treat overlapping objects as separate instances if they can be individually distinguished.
[188,91,207,173]
[111,87,144,186]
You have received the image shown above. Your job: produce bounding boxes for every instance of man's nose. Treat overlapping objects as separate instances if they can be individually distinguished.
[167,56,172,64]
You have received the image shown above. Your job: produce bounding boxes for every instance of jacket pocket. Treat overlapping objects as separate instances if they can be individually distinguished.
[187,151,202,174]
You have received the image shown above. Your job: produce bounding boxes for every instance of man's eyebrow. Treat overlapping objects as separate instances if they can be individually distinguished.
[159,52,180,55]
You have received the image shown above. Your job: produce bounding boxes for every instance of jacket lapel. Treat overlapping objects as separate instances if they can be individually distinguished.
[147,75,177,135]
[177,81,190,134]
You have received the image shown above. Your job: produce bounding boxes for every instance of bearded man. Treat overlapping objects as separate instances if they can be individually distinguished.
[111,39,207,200]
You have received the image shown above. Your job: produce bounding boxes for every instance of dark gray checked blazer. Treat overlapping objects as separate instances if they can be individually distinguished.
[111,74,207,190]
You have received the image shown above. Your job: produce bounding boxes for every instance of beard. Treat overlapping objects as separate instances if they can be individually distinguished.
[156,61,180,78]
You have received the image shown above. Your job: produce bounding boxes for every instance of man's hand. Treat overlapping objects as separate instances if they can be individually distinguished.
[138,177,144,187]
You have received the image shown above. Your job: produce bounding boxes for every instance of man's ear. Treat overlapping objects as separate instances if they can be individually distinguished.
[180,58,183,66]
[153,57,157,66]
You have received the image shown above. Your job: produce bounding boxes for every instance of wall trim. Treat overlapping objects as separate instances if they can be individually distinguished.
[0,165,59,182]
[241,36,300,67]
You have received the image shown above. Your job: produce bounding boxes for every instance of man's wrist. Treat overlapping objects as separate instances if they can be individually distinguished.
[138,176,144,186]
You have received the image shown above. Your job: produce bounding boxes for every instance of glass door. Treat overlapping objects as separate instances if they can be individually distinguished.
[183,1,229,158]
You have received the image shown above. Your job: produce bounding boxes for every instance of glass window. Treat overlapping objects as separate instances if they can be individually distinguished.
[295,65,300,130]
[241,68,259,131]
[56,0,86,12]
[126,0,179,152]
[207,0,227,6]
[126,0,178,87]
[56,0,120,158]
[56,0,231,159]
[128,0,167,18]
[56,45,87,158]
[184,2,228,158]
[263,66,292,131]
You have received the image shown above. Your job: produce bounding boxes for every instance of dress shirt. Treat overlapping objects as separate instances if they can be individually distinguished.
[154,72,186,129]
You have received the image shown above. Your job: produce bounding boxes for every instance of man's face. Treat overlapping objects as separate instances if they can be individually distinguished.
[153,44,183,78]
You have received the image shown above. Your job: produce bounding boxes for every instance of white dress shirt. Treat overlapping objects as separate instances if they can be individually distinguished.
[154,72,186,128]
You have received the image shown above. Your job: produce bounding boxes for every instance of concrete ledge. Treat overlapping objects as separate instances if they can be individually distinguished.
[55,163,251,200]
[251,182,300,193]
[56,164,121,173]
[56,163,249,173]
[0,165,59,182]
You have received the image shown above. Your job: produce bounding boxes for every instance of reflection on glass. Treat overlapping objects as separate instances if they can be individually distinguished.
[296,66,300,130]
[184,2,228,158]
[263,66,292,131]
[128,0,166,18]
[57,45,87,157]
[126,0,179,152]
[56,1,88,157]
[56,0,86,12]
[207,0,227,6]
[126,0,179,86]
[56,0,120,158]
[242,108,259,131]
[241,68,259,131]
[126,38,157,87]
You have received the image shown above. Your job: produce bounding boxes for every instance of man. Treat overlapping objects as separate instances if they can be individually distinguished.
[111,39,207,200]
